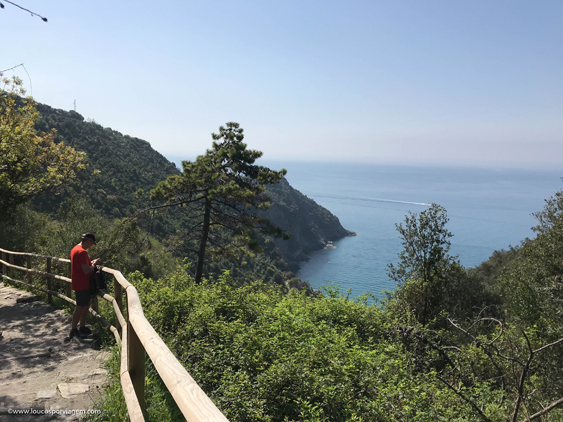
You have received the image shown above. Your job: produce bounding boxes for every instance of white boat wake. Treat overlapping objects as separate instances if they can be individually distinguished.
[314,194,431,207]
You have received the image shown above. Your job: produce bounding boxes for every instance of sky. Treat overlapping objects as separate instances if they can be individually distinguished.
[2,1,562,168]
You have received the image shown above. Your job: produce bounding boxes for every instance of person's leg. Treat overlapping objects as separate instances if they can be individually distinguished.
[71,306,82,330]
[78,290,91,330]
[79,305,89,327]
[70,305,88,337]
[71,290,90,336]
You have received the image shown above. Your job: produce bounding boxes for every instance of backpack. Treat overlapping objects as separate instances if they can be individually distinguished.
[89,265,107,296]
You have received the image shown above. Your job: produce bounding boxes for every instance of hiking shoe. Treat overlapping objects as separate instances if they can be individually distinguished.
[69,328,85,339]
[79,326,92,335]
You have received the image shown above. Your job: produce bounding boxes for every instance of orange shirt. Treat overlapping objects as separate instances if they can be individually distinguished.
[70,244,91,291]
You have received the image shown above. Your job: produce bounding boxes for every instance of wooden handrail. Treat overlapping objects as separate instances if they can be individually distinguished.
[0,247,229,422]
[0,259,71,282]
[0,249,70,263]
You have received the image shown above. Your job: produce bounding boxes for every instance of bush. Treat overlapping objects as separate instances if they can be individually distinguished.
[127,271,500,422]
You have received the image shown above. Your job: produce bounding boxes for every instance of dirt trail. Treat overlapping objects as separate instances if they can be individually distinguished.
[0,283,110,421]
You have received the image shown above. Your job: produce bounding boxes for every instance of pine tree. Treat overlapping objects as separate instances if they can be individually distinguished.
[150,122,288,283]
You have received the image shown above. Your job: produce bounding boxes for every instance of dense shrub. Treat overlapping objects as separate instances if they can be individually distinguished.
[126,270,506,422]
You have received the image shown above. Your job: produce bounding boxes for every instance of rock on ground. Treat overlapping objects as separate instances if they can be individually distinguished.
[0,283,111,421]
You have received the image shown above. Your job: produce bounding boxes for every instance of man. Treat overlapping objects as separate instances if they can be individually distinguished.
[69,233,101,338]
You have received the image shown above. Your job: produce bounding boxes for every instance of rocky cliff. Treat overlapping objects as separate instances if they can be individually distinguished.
[266,178,353,271]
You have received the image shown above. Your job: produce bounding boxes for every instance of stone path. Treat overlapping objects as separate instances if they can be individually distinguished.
[0,283,111,421]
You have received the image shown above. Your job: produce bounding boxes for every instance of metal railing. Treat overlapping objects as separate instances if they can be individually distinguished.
[0,247,229,422]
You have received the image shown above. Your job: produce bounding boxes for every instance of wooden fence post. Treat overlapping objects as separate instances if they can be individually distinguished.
[9,254,14,279]
[91,263,98,313]
[46,257,52,304]
[1,251,6,278]
[67,262,72,299]
[27,256,32,292]
[128,321,146,415]
[114,278,123,333]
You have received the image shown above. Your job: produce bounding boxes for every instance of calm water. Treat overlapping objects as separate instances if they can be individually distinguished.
[264,161,562,298]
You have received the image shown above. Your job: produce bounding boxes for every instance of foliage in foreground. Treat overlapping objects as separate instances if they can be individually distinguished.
[88,265,561,422]
[119,270,512,422]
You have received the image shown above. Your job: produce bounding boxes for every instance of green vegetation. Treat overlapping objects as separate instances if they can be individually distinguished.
[32,102,178,223]
[387,203,459,326]
[0,77,85,217]
[93,217,563,421]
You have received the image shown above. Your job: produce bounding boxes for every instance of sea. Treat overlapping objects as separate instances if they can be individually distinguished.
[169,157,562,300]
[267,161,561,299]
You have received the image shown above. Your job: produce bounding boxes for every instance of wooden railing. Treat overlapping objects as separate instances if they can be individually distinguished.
[0,247,229,422]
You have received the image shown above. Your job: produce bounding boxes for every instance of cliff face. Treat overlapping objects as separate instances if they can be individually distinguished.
[265,178,352,272]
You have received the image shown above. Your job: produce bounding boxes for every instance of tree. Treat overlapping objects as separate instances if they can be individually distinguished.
[0,77,86,217]
[502,208,563,334]
[398,314,563,422]
[150,122,288,283]
[388,203,458,325]
[532,182,563,235]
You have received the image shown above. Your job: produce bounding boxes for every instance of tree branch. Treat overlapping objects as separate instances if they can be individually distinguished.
[436,375,493,422]
[511,331,533,422]
[533,336,563,354]
[524,396,563,421]
[125,196,202,223]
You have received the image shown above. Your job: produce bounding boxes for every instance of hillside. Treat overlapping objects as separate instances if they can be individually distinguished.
[33,104,177,218]
[32,102,351,274]
[266,178,354,271]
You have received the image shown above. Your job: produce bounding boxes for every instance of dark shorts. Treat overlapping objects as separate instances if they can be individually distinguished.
[75,289,91,307]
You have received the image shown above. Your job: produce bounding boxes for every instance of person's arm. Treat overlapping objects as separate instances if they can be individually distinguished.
[81,257,101,274]
[81,263,95,274]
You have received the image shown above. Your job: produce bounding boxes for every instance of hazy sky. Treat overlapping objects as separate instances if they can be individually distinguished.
[2,1,562,168]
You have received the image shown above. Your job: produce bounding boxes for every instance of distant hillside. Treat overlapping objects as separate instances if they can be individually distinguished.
[33,103,351,273]
[34,104,178,218]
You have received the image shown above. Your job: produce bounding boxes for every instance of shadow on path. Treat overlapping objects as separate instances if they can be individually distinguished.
[0,283,110,421]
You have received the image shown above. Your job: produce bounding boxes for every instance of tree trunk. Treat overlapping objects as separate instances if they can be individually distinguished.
[421,263,429,326]
[195,198,211,284]
[421,284,429,326]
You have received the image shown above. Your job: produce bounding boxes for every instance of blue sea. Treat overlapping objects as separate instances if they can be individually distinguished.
[168,156,561,299]
[264,161,562,299]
